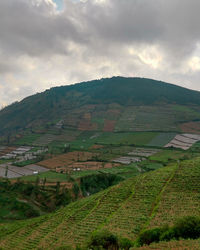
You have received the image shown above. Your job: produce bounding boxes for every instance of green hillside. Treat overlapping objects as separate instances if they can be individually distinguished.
[1,77,200,137]
[0,156,199,249]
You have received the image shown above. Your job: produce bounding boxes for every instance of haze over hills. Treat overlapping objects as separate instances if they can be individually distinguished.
[1,77,200,137]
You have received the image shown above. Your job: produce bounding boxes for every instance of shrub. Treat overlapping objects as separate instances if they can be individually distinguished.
[87,230,119,250]
[160,227,176,241]
[118,237,133,249]
[173,216,200,240]
[137,228,163,246]
[137,216,200,246]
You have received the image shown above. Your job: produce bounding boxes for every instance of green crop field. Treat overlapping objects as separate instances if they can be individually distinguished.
[148,149,190,164]
[14,134,41,146]
[135,239,200,249]
[19,171,68,182]
[115,105,198,132]
[147,132,176,147]
[1,156,199,249]
[70,131,158,150]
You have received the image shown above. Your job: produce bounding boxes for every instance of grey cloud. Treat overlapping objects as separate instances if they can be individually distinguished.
[0,0,200,106]
[0,0,84,58]
[1,0,200,61]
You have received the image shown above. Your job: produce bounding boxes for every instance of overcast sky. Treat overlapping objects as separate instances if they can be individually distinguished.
[1,0,200,107]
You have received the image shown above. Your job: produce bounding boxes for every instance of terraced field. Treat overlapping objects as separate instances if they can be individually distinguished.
[135,239,200,249]
[33,134,58,146]
[115,105,200,132]
[1,156,199,249]
[165,133,200,150]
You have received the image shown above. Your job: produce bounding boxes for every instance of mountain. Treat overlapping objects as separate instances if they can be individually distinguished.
[0,156,199,249]
[1,77,200,137]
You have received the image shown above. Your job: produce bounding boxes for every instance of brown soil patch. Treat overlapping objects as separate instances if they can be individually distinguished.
[78,120,98,131]
[103,120,116,132]
[90,145,104,149]
[180,121,200,134]
[83,113,91,119]
[56,161,120,173]
[38,151,97,169]
[0,146,17,157]
[106,109,121,119]
[78,113,98,131]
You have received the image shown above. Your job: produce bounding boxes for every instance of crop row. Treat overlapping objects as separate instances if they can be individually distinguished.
[149,157,200,228]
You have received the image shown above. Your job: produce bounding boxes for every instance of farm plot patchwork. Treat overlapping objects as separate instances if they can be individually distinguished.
[14,134,41,146]
[78,113,98,131]
[0,157,199,248]
[112,147,160,165]
[180,121,200,134]
[95,132,158,146]
[0,162,181,249]
[103,120,116,132]
[115,106,178,132]
[38,151,97,170]
[112,156,142,164]
[0,146,32,159]
[33,134,58,146]
[70,132,158,150]
[56,129,81,142]
[67,161,120,172]
[0,164,48,178]
[128,148,161,157]
[165,133,200,150]
[0,146,16,157]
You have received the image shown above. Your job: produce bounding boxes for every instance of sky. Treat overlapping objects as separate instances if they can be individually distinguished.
[1,0,200,107]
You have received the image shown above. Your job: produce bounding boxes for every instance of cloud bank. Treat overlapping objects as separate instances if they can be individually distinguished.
[1,0,200,106]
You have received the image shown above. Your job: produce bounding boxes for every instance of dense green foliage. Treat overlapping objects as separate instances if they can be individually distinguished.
[0,178,73,221]
[80,173,124,196]
[87,230,119,249]
[0,180,40,220]
[137,216,200,246]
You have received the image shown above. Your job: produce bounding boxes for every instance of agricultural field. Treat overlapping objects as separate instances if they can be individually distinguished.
[165,133,200,150]
[148,157,200,228]
[38,151,96,170]
[113,156,142,164]
[115,105,195,132]
[69,131,159,151]
[147,132,176,147]
[135,239,200,249]
[0,156,199,249]
[128,148,160,157]
[148,149,188,164]
[0,164,48,178]
[180,121,200,134]
[33,134,58,146]
[0,146,16,157]
[14,134,41,146]
[19,170,68,182]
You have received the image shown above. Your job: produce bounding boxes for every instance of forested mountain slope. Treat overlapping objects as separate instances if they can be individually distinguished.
[1,77,200,136]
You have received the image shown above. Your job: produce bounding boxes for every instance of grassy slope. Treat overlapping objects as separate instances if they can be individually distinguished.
[134,239,200,249]
[0,156,199,249]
